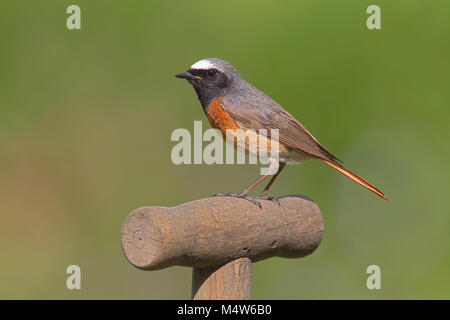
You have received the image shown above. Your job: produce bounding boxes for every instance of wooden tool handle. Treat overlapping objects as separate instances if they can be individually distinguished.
[192,258,252,300]
[121,194,323,271]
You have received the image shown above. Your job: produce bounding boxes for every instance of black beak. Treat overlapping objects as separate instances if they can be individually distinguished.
[175,72,189,79]
[175,71,203,81]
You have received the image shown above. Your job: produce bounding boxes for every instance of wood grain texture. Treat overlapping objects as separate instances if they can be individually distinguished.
[120,194,323,271]
[192,258,252,300]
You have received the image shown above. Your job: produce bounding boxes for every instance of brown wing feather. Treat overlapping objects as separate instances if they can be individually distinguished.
[220,96,342,163]
[219,93,388,200]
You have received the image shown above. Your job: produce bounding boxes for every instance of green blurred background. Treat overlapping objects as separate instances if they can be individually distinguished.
[1,0,449,299]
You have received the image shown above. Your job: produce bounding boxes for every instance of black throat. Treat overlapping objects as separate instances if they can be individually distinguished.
[194,87,223,113]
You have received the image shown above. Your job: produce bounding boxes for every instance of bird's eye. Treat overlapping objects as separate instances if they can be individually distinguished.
[207,69,217,77]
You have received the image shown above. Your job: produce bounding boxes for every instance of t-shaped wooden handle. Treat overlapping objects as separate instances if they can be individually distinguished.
[120,194,323,299]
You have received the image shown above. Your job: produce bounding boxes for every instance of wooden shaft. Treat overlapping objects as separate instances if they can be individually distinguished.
[121,194,323,270]
[192,258,252,300]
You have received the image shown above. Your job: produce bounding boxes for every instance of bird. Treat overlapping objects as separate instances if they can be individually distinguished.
[175,58,388,205]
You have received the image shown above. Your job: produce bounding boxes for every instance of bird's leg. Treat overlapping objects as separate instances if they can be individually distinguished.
[213,162,287,208]
[213,173,271,208]
[254,162,287,204]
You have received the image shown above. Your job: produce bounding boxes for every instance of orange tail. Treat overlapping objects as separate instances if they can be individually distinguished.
[322,160,389,201]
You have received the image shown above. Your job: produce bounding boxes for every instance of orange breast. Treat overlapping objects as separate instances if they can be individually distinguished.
[205,97,242,136]
[205,97,289,157]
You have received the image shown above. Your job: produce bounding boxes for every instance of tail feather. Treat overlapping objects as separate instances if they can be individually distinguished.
[322,160,389,201]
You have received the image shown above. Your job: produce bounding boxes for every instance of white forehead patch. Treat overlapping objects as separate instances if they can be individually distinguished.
[190,59,215,70]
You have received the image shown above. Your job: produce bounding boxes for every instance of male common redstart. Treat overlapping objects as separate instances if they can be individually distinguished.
[176,58,388,203]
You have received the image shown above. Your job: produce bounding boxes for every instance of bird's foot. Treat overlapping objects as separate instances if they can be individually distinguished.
[213,192,263,209]
[249,193,282,206]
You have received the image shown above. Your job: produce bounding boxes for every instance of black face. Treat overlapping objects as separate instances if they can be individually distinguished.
[175,68,229,110]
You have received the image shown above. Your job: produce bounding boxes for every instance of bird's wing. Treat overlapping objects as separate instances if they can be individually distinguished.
[221,94,342,164]
[220,92,390,201]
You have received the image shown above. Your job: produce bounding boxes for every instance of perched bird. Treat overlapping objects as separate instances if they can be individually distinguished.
[175,58,388,204]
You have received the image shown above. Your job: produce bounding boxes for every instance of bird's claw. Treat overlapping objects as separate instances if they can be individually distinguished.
[268,196,282,206]
[213,192,282,209]
[248,194,282,207]
[213,192,262,209]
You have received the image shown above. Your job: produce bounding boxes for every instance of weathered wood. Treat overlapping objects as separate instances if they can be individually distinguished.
[192,258,252,300]
[121,194,323,271]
